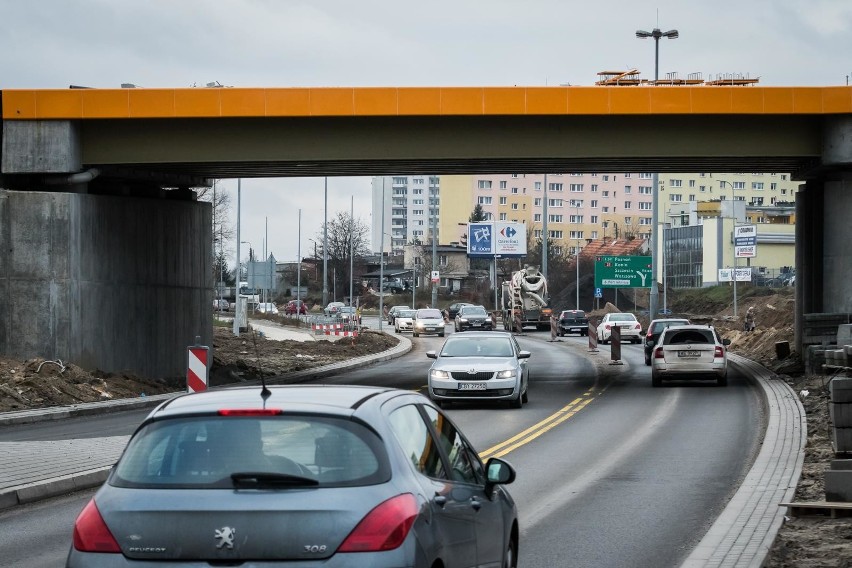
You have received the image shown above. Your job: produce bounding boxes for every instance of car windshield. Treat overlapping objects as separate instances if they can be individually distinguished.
[112,415,390,489]
[609,314,637,322]
[441,337,514,358]
[460,307,487,316]
[664,329,715,345]
[398,310,416,317]
[417,309,442,319]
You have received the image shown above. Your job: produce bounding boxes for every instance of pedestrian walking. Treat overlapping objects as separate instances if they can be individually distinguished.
[744,306,756,332]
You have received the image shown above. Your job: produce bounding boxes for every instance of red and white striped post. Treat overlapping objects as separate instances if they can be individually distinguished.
[187,337,209,393]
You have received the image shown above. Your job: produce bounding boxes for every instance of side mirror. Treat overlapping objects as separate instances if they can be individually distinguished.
[517,351,531,359]
[723,339,731,346]
[485,457,516,493]
[426,350,437,359]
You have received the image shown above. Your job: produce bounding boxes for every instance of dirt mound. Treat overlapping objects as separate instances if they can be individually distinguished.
[0,326,399,412]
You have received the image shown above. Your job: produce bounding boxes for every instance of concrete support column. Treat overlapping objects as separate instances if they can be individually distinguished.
[795,182,822,354]
[0,190,212,379]
[822,175,852,314]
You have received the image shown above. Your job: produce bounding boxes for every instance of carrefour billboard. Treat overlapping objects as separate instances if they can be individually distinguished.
[467,222,526,257]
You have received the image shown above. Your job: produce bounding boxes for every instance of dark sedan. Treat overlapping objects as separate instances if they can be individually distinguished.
[454,304,493,332]
[68,385,519,567]
[644,318,691,365]
[557,310,589,336]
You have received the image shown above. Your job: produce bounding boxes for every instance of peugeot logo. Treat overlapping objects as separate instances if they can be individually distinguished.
[215,527,236,549]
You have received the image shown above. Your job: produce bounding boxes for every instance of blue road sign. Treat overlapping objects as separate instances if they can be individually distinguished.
[595,287,603,298]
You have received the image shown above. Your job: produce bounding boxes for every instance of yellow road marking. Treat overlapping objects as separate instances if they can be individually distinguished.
[478,386,608,460]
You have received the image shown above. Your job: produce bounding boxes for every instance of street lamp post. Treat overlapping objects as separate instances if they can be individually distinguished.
[720,180,739,317]
[323,177,329,308]
[575,203,581,310]
[636,24,678,319]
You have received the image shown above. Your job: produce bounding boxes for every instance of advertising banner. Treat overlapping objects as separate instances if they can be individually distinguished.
[467,222,526,257]
[735,225,757,258]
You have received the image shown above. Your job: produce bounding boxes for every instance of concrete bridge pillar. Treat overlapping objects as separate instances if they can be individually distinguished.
[0,189,212,379]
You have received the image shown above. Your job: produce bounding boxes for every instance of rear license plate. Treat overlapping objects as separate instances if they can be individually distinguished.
[678,350,701,358]
[459,383,486,391]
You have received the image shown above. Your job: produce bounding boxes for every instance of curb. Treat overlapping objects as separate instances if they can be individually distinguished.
[680,353,807,567]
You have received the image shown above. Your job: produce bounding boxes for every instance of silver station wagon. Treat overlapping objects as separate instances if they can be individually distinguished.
[67,385,519,567]
[427,331,530,409]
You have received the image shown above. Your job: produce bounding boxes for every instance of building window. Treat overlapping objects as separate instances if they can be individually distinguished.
[734,181,746,190]
[511,203,518,210]
[500,213,507,220]
[478,180,492,189]
[603,175,609,181]
[602,206,609,213]
[590,215,598,224]
[534,198,542,206]
[624,185,631,194]
[591,184,599,192]
[439,254,448,266]
[771,183,777,190]
[602,191,609,197]
[535,181,542,191]
[570,184,584,192]
[689,180,696,188]
[639,202,652,210]
[752,182,764,190]
[624,217,632,225]
[512,187,519,194]
[699,185,706,193]
[639,186,652,195]
[569,230,584,239]
[549,214,563,223]
[689,195,695,201]
[591,230,599,239]
[624,201,632,209]
[549,230,564,239]
[549,183,564,192]
[640,173,653,179]
[669,179,683,187]
[478,196,492,205]
[534,213,542,222]
[639,218,652,225]
[570,214,583,223]
[670,194,683,202]
[499,196,507,205]
[548,199,563,207]
[392,177,407,185]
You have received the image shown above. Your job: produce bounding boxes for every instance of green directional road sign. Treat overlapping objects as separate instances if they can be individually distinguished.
[594,255,653,289]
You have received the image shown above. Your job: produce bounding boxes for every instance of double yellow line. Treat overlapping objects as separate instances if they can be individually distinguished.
[478,387,607,461]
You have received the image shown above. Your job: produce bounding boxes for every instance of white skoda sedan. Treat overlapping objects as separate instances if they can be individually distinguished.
[650,325,731,387]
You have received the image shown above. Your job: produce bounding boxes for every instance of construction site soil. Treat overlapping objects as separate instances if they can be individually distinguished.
[0,289,846,566]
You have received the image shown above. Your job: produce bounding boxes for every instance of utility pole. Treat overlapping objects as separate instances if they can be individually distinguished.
[431,176,438,308]
[322,177,329,308]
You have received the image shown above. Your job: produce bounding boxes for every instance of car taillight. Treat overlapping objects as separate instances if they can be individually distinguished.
[654,347,665,359]
[646,331,653,339]
[338,494,418,553]
[605,324,611,330]
[72,499,121,553]
[634,323,641,330]
[715,346,724,358]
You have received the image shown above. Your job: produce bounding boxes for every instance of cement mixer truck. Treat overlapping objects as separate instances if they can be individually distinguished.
[501,265,552,331]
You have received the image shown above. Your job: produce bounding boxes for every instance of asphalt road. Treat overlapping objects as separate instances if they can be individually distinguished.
[0,325,764,568]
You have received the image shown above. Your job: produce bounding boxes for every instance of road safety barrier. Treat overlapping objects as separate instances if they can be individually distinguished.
[186,339,209,393]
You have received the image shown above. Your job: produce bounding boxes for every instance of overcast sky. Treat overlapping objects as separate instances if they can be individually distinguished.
[4,0,851,264]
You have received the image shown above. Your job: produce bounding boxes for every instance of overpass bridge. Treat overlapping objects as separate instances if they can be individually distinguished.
[2,86,851,376]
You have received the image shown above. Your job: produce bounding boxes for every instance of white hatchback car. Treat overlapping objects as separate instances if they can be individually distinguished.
[394,309,417,333]
[596,313,642,344]
[650,325,731,387]
[413,308,446,337]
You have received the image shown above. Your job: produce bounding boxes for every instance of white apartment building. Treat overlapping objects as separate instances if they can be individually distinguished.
[371,175,440,254]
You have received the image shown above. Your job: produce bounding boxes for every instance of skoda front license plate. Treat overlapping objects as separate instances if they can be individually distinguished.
[678,350,701,358]
[459,383,486,391]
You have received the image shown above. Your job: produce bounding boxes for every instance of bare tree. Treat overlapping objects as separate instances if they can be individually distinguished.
[196,180,235,285]
[313,211,371,299]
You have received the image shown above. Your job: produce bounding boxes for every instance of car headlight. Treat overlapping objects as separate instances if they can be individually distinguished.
[431,369,450,379]
[459,318,468,322]
[497,369,517,379]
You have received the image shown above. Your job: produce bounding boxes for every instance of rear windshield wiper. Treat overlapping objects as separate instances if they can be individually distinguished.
[231,472,319,487]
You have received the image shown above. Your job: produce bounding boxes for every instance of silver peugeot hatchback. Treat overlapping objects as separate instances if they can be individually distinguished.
[67,385,518,567]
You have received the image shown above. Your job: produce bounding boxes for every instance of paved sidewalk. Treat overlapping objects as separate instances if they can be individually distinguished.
[0,341,805,568]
